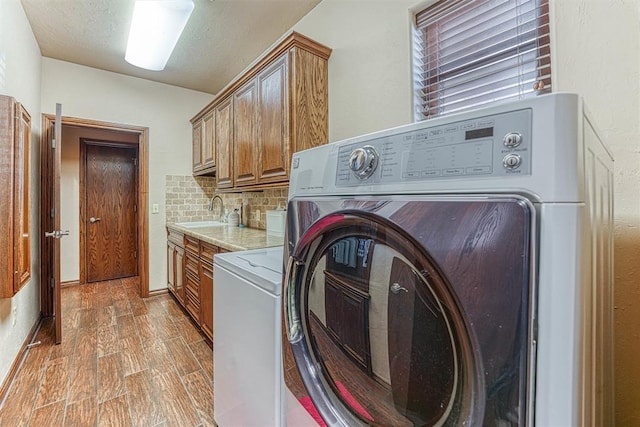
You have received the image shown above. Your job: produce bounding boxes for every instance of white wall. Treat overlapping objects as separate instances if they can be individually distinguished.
[293,0,417,142]
[294,0,640,423]
[551,1,640,424]
[41,58,213,291]
[0,0,42,389]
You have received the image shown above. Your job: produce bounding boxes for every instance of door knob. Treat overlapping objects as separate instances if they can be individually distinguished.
[44,230,70,239]
[89,217,101,223]
[390,283,408,294]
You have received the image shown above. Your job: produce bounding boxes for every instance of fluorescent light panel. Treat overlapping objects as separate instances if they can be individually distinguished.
[125,0,194,71]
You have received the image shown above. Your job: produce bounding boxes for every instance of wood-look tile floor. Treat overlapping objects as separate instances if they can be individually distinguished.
[0,278,215,427]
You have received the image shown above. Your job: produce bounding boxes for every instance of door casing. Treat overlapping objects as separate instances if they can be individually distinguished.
[40,114,150,320]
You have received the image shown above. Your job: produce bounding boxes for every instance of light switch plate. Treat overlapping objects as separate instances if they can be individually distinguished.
[152,203,159,214]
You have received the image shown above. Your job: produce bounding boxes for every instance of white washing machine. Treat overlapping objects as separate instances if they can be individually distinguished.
[213,246,284,426]
[282,93,614,426]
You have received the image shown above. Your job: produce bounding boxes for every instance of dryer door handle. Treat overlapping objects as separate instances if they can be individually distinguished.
[284,256,305,343]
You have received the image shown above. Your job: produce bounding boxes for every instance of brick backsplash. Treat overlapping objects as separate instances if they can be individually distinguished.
[165,175,288,230]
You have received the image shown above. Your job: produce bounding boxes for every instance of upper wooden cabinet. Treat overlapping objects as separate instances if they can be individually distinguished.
[191,32,331,190]
[202,111,215,170]
[233,78,259,187]
[215,96,234,189]
[258,55,289,183]
[192,110,216,174]
[0,95,31,298]
[192,119,203,171]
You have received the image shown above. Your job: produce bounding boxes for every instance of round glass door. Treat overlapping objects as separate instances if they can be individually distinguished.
[285,211,484,426]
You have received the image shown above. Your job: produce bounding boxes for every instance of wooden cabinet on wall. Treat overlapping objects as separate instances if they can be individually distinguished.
[0,95,31,298]
[190,32,331,191]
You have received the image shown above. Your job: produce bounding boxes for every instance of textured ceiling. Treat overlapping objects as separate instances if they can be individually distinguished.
[20,0,321,94]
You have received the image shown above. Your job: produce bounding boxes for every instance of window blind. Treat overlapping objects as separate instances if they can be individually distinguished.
[413,0,551,120]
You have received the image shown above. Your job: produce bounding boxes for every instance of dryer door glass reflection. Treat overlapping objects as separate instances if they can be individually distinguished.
[299,225,479,426]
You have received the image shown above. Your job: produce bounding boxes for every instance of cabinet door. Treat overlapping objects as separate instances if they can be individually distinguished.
[13,103,31,290]
[167,242,175,294]
[200,260,214,341]
[257,54,289,184]
[185,273,201,321]
[175,246,184,304]
[215,97,234,189]
[202,110,216,169]
[192,119,203,172]
[324,273,371,374]
[233,79,258,186]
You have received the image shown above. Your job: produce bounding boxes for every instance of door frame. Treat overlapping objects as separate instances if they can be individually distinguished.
[80,139,140,284]
[40,114,150,318]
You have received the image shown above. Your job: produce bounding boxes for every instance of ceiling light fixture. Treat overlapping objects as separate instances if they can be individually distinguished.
[125,0,195,71]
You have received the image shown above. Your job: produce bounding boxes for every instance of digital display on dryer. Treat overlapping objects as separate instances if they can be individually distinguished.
[465,127,494,140]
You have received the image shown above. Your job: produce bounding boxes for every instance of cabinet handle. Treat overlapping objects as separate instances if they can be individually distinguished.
[89,217,101,223]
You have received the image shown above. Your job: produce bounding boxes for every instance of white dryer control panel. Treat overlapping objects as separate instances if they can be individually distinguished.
[336,108,532,186]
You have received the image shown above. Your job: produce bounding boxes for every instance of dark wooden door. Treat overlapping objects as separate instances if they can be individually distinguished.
[42,105,63,344]
[387,256,457,426]
[85,143,138,282]
[53,106,63,344]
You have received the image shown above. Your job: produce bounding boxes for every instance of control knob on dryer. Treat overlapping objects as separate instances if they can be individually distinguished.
[348,145,379,179]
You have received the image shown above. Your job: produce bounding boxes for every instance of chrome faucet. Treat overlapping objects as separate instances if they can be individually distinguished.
[209,195,225,221]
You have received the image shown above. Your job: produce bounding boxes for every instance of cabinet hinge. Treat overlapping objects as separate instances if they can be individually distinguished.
[49,277,54,289]
[134,204,137,212]
[134,251,137,259]
[50,208,55,219]
[133,158,138,166]
[51,138,56,149]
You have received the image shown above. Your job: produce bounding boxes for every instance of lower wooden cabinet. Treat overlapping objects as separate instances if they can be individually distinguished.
[166,229,221,342]
[200,259,214,340]
[167,228,184,304]
[199,241,217,340]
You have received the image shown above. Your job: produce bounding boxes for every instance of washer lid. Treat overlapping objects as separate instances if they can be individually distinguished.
[214,246,284,295]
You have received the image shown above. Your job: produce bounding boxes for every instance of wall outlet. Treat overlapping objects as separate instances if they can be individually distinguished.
[152,203,159,214]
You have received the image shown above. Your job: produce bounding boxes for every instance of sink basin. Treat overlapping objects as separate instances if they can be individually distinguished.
[175,221,226,228]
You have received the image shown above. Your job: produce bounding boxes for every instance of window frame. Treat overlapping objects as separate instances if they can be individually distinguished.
[412,0,551,121]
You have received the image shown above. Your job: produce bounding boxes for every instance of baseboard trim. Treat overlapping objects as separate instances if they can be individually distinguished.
[61,280,80,288]
[148,288,169,297]
[0,315,43,409]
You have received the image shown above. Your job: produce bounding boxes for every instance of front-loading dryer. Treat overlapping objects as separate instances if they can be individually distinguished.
[282,93,614,426]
